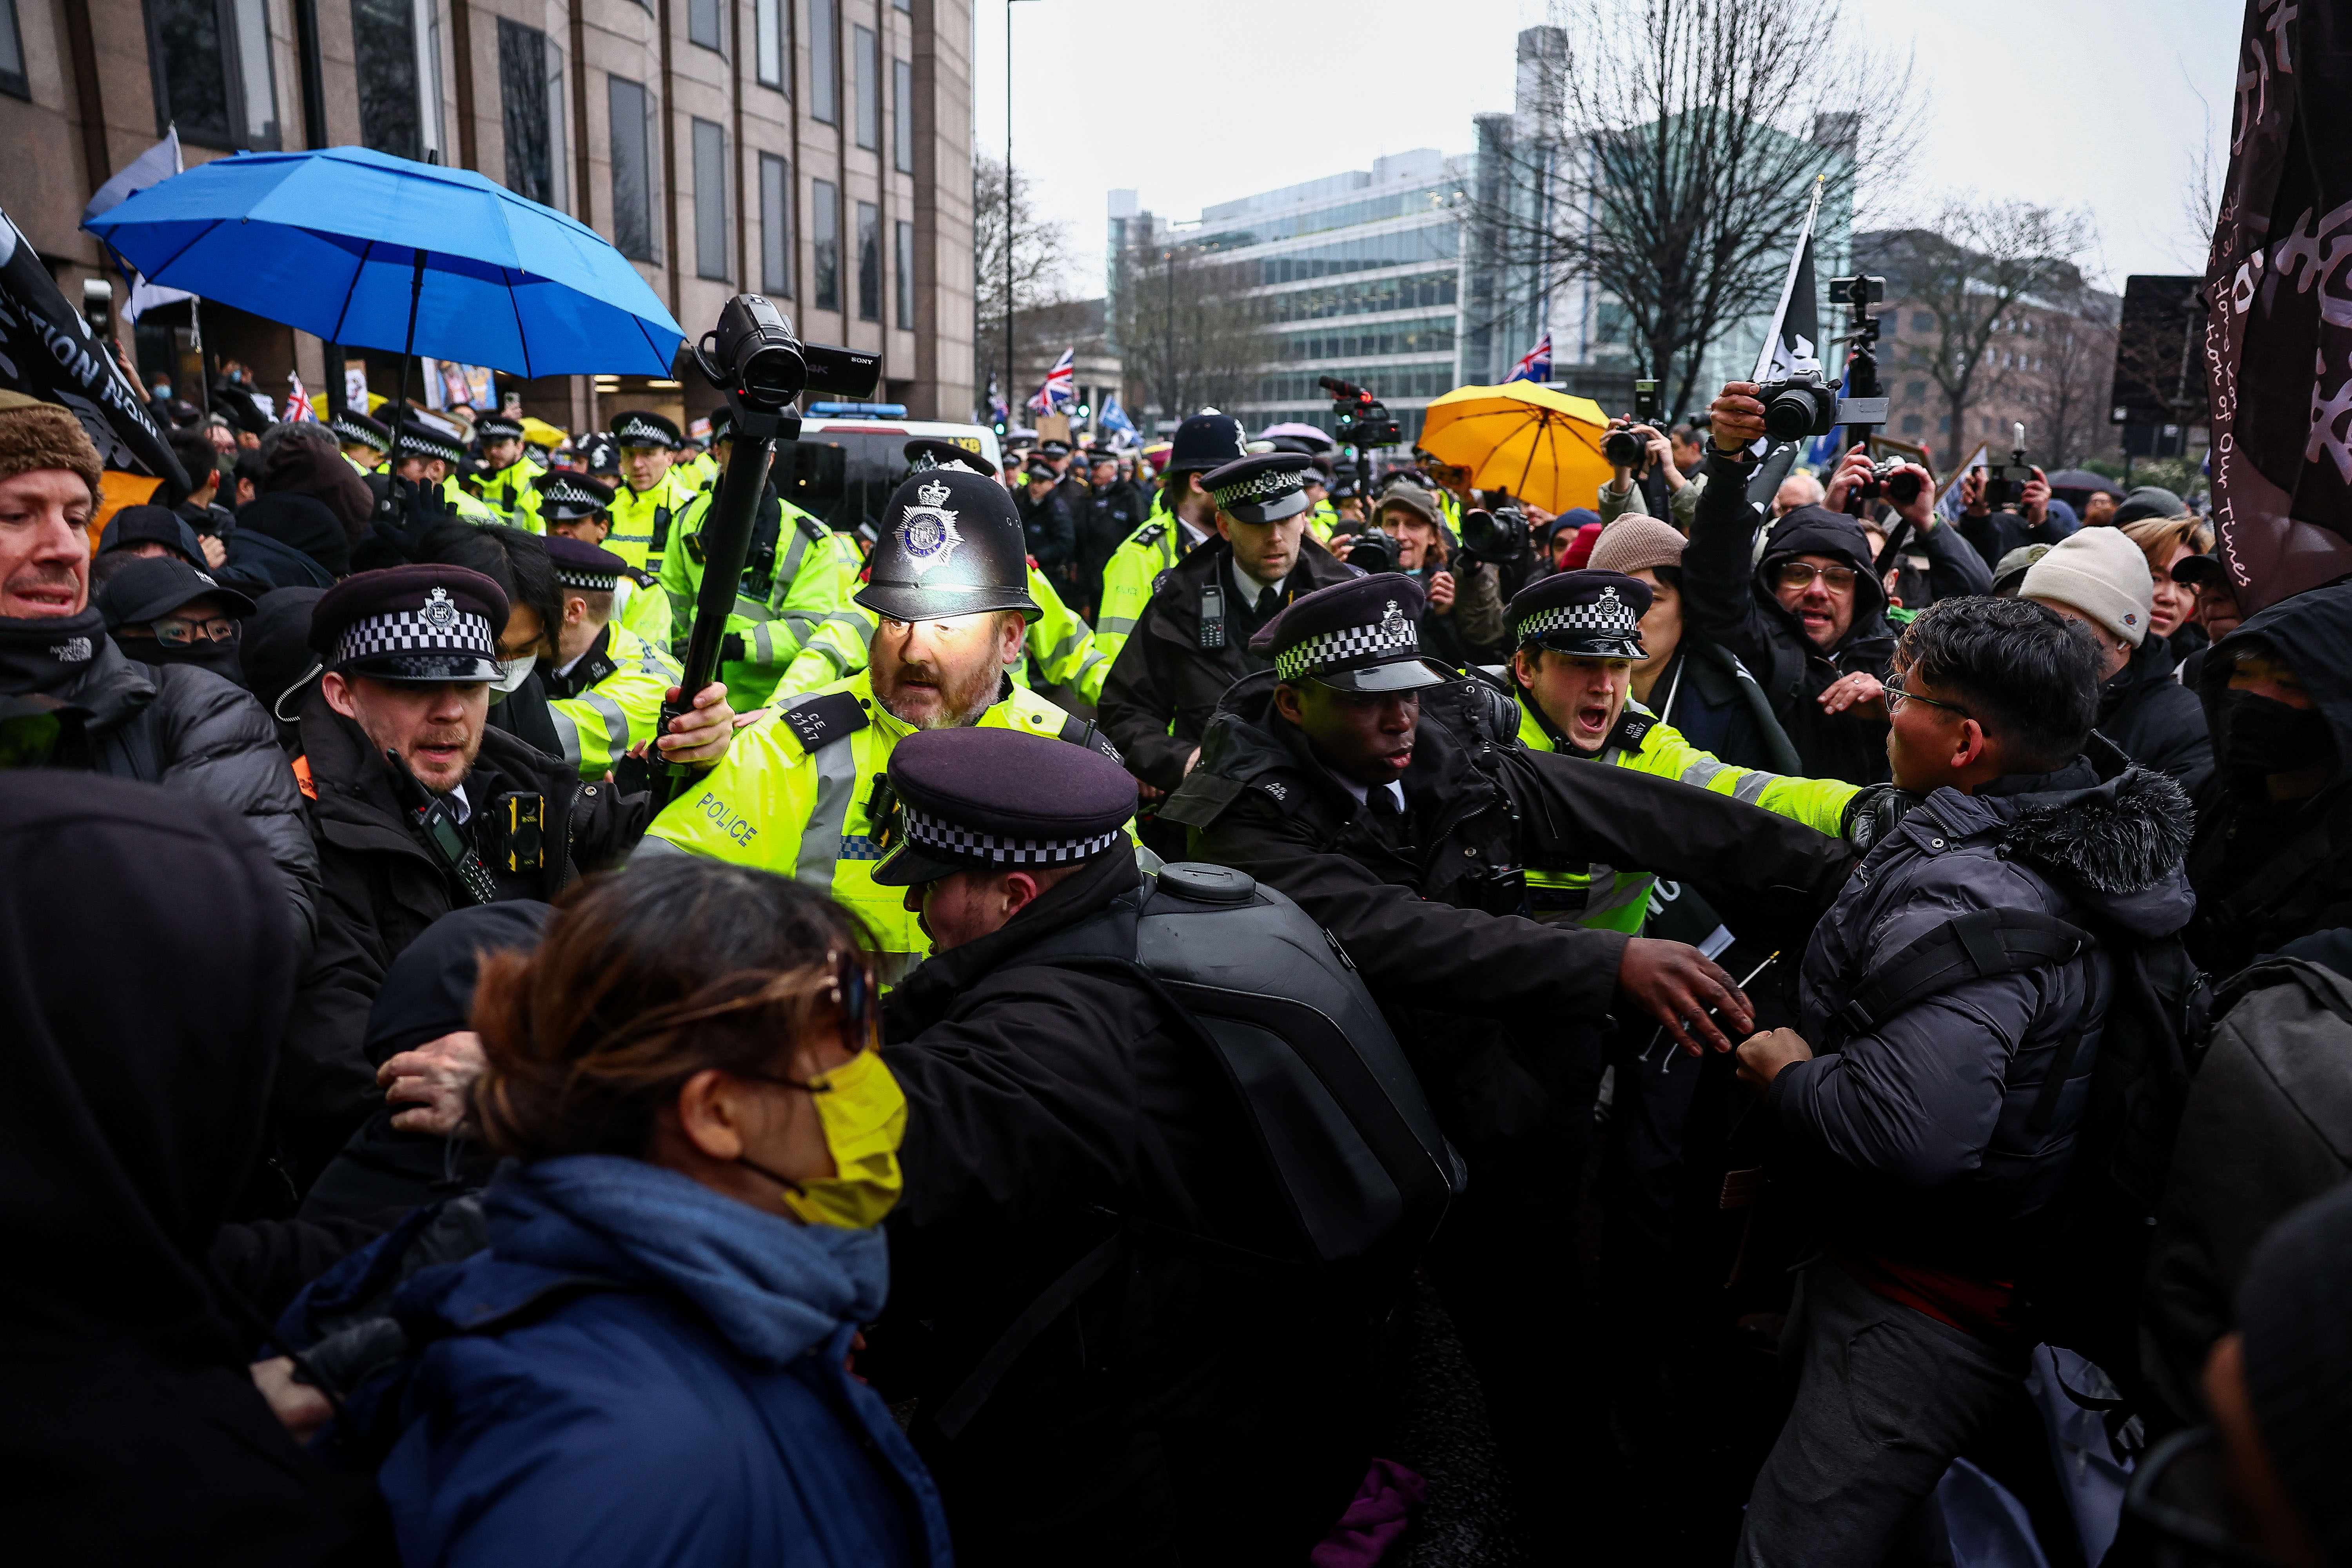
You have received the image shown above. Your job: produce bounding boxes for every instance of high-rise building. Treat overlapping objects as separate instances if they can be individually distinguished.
[5,0,975,432]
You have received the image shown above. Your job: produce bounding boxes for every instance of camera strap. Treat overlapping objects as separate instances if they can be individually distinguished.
[1198,582,1227,650]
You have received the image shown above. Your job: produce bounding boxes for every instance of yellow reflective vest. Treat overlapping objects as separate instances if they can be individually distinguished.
[472,457,546,532]
[1514,689,1857,932]
[1094,504,1201,668]
[639,669,1091,978]
[612,573,672,652]
[1009,562,1109,704]
[439,477,499,523]
[606,468,700,575]
[543,622,683,780]
[657,487,875,710]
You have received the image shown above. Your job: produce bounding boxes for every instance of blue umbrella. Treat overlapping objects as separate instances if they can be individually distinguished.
[83,145,682,379]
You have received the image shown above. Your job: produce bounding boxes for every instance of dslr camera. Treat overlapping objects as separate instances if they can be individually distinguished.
[1982,423,2034,509]
[1602,379,1662,470]
[1458,496,1532,565]
[1753,369,1840,443]
[1321,375,1403,449]
[1346,528,1399,575]
[1844,459,1925,514]
[694,294,880,411]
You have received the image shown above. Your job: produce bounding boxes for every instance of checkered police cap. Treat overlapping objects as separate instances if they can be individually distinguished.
[899,802,1125,869]
[393,417,467,466]
[329,410,390,452]
[473,414,526,442]
[309,565,510,682]
[1274,600,1420,681]
[536,472,613,518]
[1204,452,1313,524]
[334,588,496,667]
[612,411,682,450]
[1506,568,1653,658]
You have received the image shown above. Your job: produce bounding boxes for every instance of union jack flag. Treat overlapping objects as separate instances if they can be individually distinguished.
[1028,347,1075,413]
[1505,331,1552,384]
[285,371,318,423]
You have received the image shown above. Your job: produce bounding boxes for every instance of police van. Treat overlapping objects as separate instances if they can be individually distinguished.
[795,404,1003,550]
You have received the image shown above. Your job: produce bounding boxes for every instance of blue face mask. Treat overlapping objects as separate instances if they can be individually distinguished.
[151,384,171,400]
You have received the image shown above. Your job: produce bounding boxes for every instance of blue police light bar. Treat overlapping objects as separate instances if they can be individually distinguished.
[806,401,909,419]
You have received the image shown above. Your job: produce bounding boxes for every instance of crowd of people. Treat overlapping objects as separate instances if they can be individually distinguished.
[5,352,2350,1568]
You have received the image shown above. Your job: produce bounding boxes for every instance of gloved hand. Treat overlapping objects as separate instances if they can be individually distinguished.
[719,631,746,664]
[1840,783,1919,860]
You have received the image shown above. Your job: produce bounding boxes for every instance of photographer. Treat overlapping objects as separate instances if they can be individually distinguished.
[1820,444,1991,607]
[1597,419,1703,530]
[1683,390,1913,784]
[1353,482,1507,664]
[1956,462,2076,573]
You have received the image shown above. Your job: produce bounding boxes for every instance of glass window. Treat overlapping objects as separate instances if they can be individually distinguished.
[147,0,278,149]
[852,25,877,150]
[894,219,913,328]
[809,0,836,123]
[608,76,655,261]
[892,58,911,173]
[693,118,728,281]
[856,200,879,321]
[760,154,793,298]
[688,0,721,52]
[0,0,26,100]
[813,180,840,311]
[755,0,783,89]
[498,20,551,205]
[350,0,419,156]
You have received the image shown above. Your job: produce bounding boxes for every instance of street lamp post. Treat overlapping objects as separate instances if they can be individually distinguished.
[1006,0,1041,426]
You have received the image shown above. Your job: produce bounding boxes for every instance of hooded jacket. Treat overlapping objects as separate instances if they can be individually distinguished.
[1771,748,2197,1279]
[1165,670,1855,1153]
[2185,581,2352,977]
[2096,632,2212,799]
[877,849,1386,1563]
[378,1156,953,1568]
[0,610,319,954]
[259,430,376,547]
[0,775,384,1567]
[1684,458,1986,785]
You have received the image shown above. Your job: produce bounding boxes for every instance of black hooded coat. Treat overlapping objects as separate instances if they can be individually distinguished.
[0,774,386,1566]
[1683,466,1902,784]
[2186,581,2352,977]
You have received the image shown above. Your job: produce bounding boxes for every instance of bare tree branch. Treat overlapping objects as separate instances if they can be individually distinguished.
[1109,235,1276,423]
[973,155,1076,398]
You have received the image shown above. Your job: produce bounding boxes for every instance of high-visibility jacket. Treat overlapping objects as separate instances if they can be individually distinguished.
[612,573,671,656]
[1514,688,1857,931]
[440,477,499,523]
[543,622,683,780]
[472,457,546,532]
[344,451,381,475]
[1307,498,1340,543]
[638,668,1096,979]
[657,486,873,711]
[606,468,700,575]
[1094,508,1203,668]
[680,450,719,489]
[1009,562,1109,704]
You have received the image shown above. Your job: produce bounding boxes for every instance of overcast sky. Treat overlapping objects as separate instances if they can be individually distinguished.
[972,0,2239,300]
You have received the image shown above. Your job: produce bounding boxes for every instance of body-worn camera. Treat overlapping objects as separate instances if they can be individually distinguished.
[695,294,880,411]
[1983,424,2033,508]
[1321,375,1403,450]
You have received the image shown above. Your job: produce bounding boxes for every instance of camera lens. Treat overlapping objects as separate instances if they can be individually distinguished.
[1763,389,1822,444]
[1602,429,1644,468]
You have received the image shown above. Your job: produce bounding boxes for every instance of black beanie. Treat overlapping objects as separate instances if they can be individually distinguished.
[2237,1180,2352,1564]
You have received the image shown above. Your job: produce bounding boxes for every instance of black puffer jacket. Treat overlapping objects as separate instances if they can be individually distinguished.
[1773,750,2197,1277]
[2096,632,2211,799]
[4,614,319,953]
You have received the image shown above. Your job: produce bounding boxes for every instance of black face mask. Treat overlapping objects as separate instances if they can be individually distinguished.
[2223,689,2334,777]
[131,637,249,689]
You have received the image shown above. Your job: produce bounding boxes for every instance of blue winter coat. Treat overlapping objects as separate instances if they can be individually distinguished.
[376,1155,954,1568]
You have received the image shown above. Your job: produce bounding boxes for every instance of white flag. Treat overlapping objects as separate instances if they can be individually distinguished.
[82,130,194,321]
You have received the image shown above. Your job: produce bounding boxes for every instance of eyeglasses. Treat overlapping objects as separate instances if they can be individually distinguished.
[1775,560,1858,593]
[1885,670,1971,721]
[133,615,240,647]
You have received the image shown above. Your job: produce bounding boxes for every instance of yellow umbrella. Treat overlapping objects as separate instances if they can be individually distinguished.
[1417,382,1613,516]
[520,415,568,449]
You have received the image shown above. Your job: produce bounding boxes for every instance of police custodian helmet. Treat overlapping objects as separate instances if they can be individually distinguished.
[855,466,1040,625]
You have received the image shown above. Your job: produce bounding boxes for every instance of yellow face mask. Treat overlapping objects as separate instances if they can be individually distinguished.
[768,1047,908,1230]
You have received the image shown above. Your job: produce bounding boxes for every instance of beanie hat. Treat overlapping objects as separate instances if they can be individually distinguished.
[1587,515,1688,579]
[0,390,103,501]
[2020,526,2153,647]
[2237,1181,2352,1565]
[1558,521,1605,572]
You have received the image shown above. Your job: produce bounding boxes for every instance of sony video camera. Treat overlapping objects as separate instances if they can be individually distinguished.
[693,293,880,411]
[1602,379,1663,470]
[1982,424,2034,509]
[1321,375,1403,450]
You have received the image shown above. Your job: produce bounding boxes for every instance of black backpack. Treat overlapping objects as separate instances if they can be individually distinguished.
[1833,905,2210,1375]
[929,860,1467,1440]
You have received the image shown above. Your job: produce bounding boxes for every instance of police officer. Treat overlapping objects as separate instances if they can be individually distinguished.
[469,411,545,532]
[1073,444,1140,619]
[534,470,671,650]
[637,461,1122,980]
[1014,452,1077,577]
[384,416,497,522]
[284,564,664,1172]
[1099,452,1355,802]
[866,724,1393,1563]
[655,407,875,710]
[1093,412,1248,666]
[1158,572,1855,1525]
[920,442,1109,707]
[536,535,689,781]
[330,407,390,474]
[605,410,699,577]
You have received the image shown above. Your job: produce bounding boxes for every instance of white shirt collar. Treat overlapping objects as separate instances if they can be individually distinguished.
[445,781,472,824]
[1230,554,1281,608]
[1322,764,1404,814]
